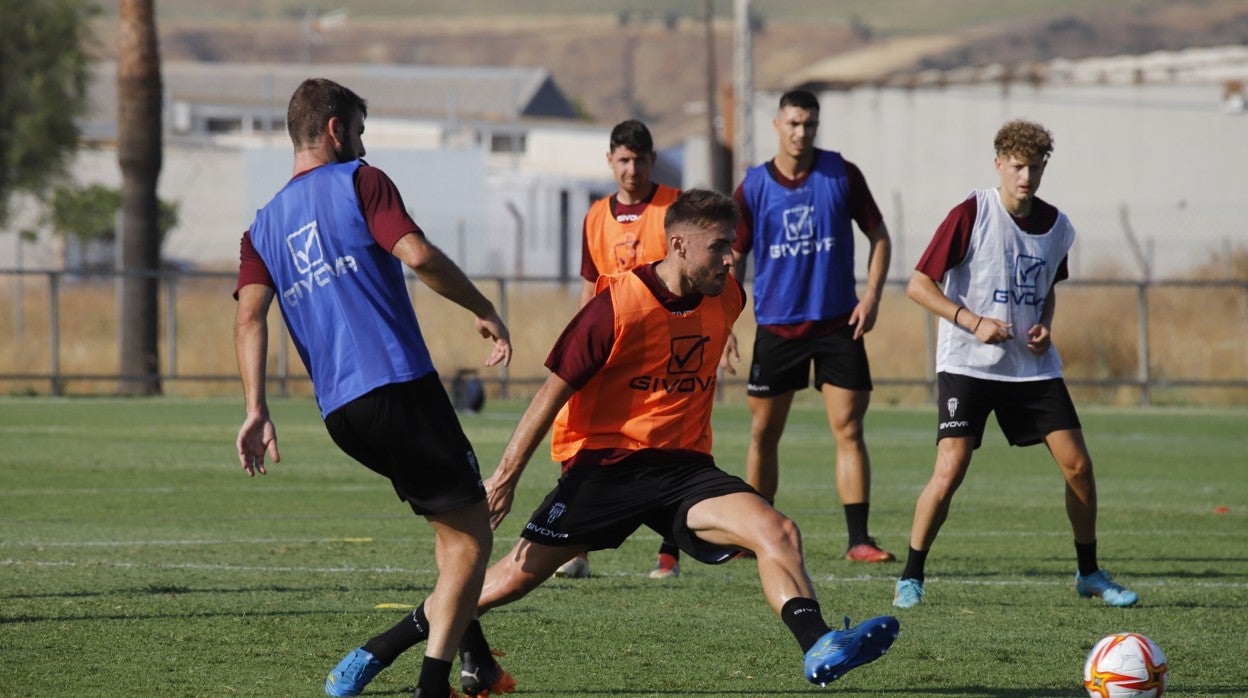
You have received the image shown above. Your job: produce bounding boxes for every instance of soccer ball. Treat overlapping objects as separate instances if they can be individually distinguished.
[1083,633,1169,698]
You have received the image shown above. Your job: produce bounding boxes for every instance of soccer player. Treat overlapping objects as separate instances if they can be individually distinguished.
[327,189,900,694]
[232,77,513,698]
[722,89,895,563]
[893,118,1140,609]
[556,118,684,580]
[480,189,898,687]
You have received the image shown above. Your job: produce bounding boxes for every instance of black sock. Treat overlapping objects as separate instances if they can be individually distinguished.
[1075,540,1099,577]
[844,502,869,546]
[900,547,928,582]
[458,617,490,656]
[413,655,452,698]
[658,539,680,559]
[362,602,429,666]
[780,597,832,653]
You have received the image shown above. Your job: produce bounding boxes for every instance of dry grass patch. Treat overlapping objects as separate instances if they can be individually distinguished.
[1,273,1245,405]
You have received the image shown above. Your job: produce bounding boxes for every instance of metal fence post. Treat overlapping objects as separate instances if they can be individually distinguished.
[1137,281,1151,406]
[48,272,62,396]
[165,274,178,378]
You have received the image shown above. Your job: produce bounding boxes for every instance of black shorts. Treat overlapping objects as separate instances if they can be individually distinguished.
[324,372,486,516]
[936,372,1082,449]
[520,454,757,565]
[747,324,872,397]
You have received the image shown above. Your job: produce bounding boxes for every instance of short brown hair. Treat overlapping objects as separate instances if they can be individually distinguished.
[610,119,655,155]
[286,78,368,149]
[993,119,1053,161]
[779,89,820,112]
[664,189,739,234]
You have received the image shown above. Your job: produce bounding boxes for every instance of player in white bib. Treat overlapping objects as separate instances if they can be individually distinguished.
[893,119,1139,609]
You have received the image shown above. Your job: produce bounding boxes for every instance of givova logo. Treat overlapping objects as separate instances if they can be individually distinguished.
[1014,255,1045,289]
[667,334,711,374]
[993,254,1047,307]
[770,204,834,258]
[287,221,324,273]
[280,220,361,307]
[628,334,717,392]
[612,235,640,271]
[782,205,815,241]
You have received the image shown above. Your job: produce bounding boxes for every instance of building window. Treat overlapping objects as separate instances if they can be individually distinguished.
[490,132,527,154]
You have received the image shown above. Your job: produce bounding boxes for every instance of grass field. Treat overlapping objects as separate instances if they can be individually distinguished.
[1,397,1245,697]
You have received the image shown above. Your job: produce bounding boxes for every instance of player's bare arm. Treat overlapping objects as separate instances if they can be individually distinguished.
[719,249,749,374]
[391,231,513,367]
[850,222,892,339]
[1027,289,1057,355]
[906,271,1013,345]
[484,373,577,529]
[233,283,281,475]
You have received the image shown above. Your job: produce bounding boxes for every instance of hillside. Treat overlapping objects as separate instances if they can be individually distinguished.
[88,1,1248,147]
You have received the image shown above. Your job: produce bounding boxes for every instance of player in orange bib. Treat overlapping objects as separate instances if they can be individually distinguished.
[476,189,900,688]
[557,119,685,580]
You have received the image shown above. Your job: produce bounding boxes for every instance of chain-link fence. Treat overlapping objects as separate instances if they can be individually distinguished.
[3,268,1246,406]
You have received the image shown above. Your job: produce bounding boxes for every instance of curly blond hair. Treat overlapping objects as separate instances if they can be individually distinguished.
[993,119,1053,161]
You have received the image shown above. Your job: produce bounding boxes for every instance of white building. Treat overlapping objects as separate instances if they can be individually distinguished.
[744,46,1248,279]
[51,61,653,280]
[16,48,1247,281]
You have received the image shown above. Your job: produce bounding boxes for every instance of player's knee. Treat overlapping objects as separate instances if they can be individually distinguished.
[1062,454,1094,482]
[752,418,786,446]
[928,469,965,501]
[754,513,803,559]
[830,416,865,443]
[481,566,541,609]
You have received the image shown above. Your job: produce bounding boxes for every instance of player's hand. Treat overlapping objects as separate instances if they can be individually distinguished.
[849,294,879,340]
[483,473,515,530]
[476,312,512,368]
[1026,323,1051,355]
[719,332,740,375]
[237,412,279,476]
[974,316,1014,345]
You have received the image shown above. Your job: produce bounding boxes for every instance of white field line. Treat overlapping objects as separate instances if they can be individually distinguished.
[2,557,1248,590]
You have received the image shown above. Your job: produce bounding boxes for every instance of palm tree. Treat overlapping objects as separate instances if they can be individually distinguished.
[116,0,163,395]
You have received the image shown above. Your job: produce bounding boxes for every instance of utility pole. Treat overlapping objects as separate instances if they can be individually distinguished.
[703,0,728,192]
[734,0,754,188]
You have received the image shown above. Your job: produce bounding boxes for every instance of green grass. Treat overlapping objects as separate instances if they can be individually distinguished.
[1,397,1246,697]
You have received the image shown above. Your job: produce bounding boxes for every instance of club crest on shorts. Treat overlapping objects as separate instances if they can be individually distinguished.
[547,502,567,525]
[946,397,959,418]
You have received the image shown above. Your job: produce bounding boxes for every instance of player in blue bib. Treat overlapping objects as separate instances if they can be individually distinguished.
[723,89,896,565]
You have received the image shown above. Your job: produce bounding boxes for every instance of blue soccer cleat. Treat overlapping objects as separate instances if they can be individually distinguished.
[1076,569,1139,607]
[803,615,900,687]
[325,647,385,697]
[893,578,925,609]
